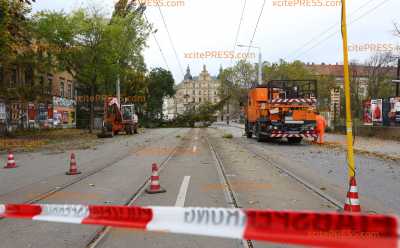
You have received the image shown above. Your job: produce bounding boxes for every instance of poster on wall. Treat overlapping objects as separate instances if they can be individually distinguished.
[28,103,36,123]
[371,99,383,123]
[53,111,62,126]
[389,97,400,124]
[363,100,372,125]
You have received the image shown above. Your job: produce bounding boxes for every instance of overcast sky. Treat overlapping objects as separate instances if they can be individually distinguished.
[32,0,400,83]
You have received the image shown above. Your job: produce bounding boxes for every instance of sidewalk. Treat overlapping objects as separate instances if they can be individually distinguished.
[324,133,400,160]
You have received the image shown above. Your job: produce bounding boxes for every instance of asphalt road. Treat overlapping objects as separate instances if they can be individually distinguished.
[213,123,400,215]
[0,126,398,248]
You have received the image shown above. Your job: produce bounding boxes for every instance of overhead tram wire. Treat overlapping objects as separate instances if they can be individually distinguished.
[144,13,171,71]
[245,0,266,58]
[291,0,391,60]
[285,0,379,60]
[157,5,185,78]
[286,0,389,60]
[230,0,248,66]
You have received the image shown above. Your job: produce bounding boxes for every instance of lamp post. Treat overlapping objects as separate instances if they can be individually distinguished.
[237,44,262,86]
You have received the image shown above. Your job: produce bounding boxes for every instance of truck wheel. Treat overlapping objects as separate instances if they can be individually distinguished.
[134,128,138,134]
[288,137,302,144]
[256,133,264,142]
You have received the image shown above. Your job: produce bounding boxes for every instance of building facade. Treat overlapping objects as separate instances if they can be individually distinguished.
[163,65,221,119]
[0,64,76,133]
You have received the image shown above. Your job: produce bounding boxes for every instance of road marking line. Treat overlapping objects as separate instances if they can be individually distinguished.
[175,176,191,207]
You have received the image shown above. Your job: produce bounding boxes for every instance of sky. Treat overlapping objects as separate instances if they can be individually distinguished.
[32,0,400,83]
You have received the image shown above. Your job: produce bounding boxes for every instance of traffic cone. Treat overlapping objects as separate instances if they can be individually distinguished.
[4,151,17,169]
[66,153,81,175]
[145,163,166,194]
[344,176,361,212]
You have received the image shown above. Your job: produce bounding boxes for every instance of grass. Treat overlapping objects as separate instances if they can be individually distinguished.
[1,129,99,153]
[223,133,233,139]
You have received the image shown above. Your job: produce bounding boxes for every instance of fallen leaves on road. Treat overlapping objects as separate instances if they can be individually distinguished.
[0,129,100,153]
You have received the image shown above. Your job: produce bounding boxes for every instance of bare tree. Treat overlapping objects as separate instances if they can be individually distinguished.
[394,22,400,37]
[365,52,397,98]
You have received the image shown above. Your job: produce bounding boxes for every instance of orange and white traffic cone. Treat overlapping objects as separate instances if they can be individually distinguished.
[4,151,17,169]
[344,176,361,212]
[66,153,81,175]
[145,163,166,194]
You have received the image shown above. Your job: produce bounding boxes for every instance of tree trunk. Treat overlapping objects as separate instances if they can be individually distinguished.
[89,85,95,133]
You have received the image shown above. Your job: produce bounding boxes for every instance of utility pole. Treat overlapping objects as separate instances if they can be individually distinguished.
[341,0,356,179]
[116,76,121,106]
[258,51,262,86]
[237,44,262,85]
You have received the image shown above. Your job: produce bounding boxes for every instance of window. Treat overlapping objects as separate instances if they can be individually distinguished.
[60,81,65,97]
[39,76,44,94]
[67,81,72,98]
[199,98,202,102]
[10,68,17,88]
[47,74,53,95]
[25,67,34,86]
[0,65,3,86]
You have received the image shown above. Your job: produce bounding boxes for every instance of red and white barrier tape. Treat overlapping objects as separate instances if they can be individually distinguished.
[0,204,398,248]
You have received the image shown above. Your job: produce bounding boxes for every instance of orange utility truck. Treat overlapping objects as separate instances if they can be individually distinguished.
[245,80,318,143]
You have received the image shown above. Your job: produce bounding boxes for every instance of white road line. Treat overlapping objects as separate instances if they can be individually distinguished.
[175,176,191,207]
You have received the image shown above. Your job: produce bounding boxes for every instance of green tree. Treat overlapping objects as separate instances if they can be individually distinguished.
[33,7,151,132]
[263,60,336,110]
[146,67,175,121]
[0,0,32,63]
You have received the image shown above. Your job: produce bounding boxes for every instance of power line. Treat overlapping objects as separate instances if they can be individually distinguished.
[286,0,390,61]
[285,0,378,60]
[144,13,171,71]
[291,0,390,60]
[230,0,248,66]
[157,5,185,78]
[245,0,266,58]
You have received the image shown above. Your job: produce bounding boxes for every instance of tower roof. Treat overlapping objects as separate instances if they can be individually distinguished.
[184,65,193,80]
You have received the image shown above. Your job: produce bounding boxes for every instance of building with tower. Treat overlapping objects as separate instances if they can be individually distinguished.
[163,65,221,119]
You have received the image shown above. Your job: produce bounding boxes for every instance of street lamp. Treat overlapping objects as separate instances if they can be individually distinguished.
[237,44,262,86]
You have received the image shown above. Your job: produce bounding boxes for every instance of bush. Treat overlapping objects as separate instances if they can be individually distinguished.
[223,133,233,139]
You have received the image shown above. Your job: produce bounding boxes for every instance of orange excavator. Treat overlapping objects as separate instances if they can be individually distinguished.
[245,80,318,143]
[97,97,138,138]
